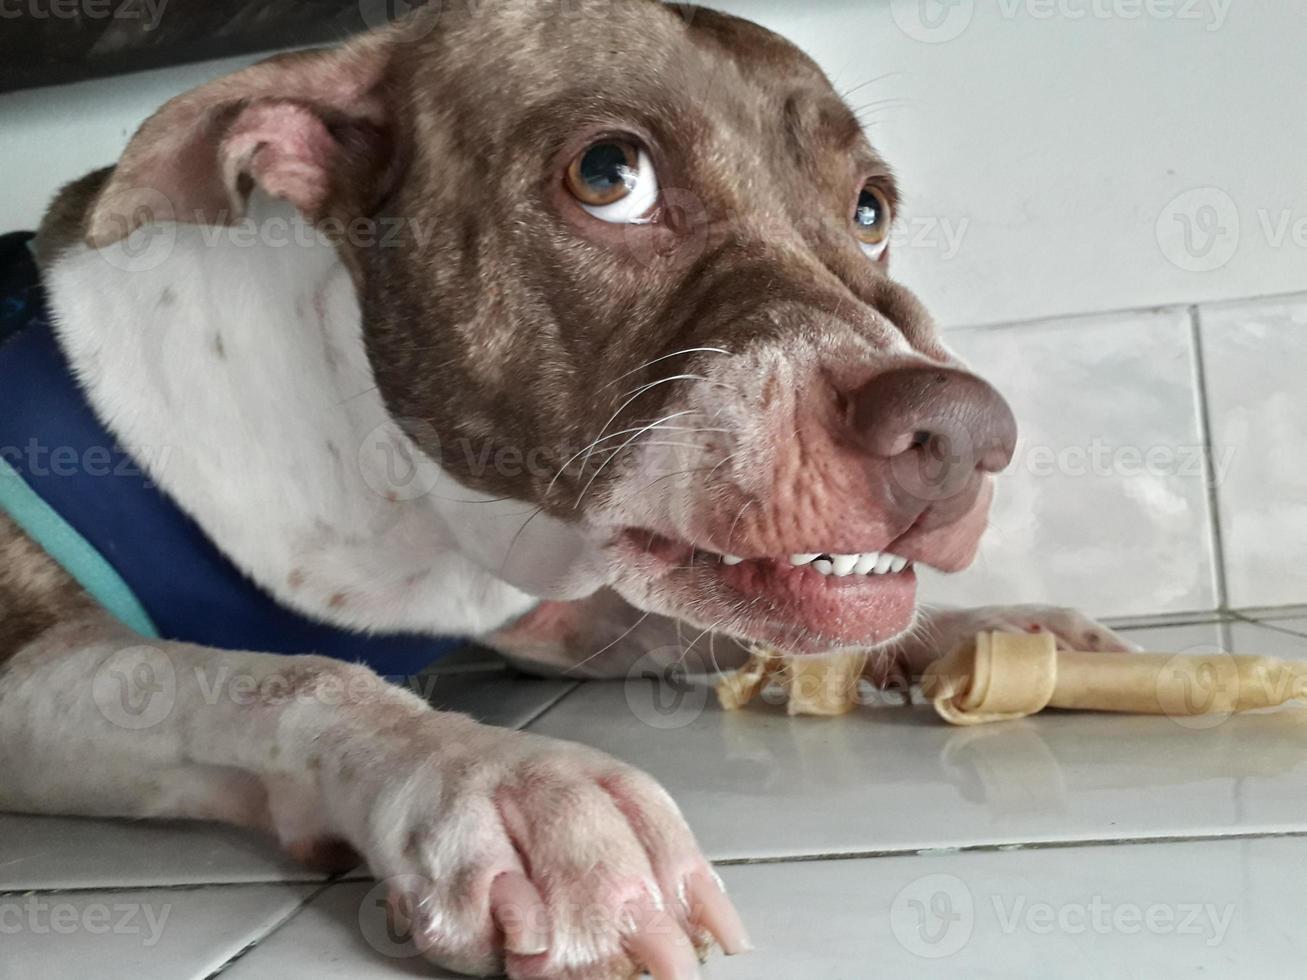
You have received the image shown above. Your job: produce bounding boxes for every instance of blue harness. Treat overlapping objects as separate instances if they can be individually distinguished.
[0,231,463,678]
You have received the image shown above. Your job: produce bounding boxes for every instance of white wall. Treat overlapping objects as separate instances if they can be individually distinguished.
[3,2,1305,327]
[1,1,1302,618]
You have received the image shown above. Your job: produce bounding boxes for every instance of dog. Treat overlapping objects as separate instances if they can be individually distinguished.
[0,2,1131,977]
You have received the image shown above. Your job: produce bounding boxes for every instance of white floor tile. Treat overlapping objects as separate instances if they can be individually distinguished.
[708,837,1307,978]
[0,815,314,892]
[0,883,315,980]
[1200,298,1307,608]
[916,311,1218,618]
[416,666,579,730]
[213,838,1307,979]
[217,881,467,979]
[529,622,1307,861]
[1228,620,1307,660]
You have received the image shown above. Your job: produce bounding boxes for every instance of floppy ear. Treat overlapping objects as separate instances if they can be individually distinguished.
[87,34,403,247]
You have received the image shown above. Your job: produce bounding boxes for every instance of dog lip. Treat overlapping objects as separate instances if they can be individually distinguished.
[614,528,919,649]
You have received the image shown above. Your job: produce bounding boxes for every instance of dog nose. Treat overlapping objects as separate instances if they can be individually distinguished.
[849,366,1018,524]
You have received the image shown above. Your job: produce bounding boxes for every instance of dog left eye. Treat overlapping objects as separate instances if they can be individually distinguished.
[565,139,660,224]
[854,182,892,259]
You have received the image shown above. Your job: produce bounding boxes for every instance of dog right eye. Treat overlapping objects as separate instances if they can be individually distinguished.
[565,139,660,224]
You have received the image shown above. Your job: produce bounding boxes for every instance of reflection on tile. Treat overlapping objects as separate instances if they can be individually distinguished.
[920,310,1217,618]
[710,838,1307,978]
[0,814,316,893]
[0,883,315,980]
[218,882,464,980]
[1200,298,1307,608]
[529,672,1307,861]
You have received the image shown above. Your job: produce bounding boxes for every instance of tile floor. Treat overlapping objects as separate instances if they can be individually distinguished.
[7,612,1307,978]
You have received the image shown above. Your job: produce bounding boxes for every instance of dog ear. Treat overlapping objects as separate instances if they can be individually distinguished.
[86,35,402,248]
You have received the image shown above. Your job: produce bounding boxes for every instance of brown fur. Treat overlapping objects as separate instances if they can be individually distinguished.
[0,514,99,663]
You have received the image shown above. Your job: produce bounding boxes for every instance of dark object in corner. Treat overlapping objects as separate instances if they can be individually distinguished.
[0,0,423,94]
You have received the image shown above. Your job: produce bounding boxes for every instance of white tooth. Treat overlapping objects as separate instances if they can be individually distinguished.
[889,555,909,573]
[722,554,743,565]
[831,554,858,576]
[812,559,834,576]
[873,553,895,574]
[789,553,821,565]
[853,552,879,575]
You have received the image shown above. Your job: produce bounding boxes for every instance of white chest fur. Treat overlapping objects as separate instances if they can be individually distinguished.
[44,198,607,639]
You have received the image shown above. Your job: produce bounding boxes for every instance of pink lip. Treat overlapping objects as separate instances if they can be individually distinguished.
[617,531,919,653]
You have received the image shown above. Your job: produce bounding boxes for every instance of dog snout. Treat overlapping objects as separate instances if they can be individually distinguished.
[848,366,1018,527]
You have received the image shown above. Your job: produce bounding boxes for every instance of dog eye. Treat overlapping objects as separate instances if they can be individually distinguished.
[565,139,660,224]
[854,183,892,259]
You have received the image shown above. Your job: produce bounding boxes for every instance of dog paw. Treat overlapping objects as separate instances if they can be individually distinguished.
[351,719,749,979]
[959,604,1138,653]
[895,604,1138,674]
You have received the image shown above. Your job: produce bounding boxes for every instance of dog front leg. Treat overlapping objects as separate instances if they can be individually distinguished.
[0,614,748,978]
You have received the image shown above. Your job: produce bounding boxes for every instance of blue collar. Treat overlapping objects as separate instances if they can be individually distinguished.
[0,232,464,679]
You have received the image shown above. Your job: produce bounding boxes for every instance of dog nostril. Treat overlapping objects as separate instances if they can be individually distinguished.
[849,366,1018,475]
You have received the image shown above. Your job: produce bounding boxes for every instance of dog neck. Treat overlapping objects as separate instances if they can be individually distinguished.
[42,196,609,638]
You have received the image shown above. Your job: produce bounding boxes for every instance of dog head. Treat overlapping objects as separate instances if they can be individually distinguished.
[84,0,1015,654]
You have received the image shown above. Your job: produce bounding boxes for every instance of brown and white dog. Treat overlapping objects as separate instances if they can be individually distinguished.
[0,2,1131,977]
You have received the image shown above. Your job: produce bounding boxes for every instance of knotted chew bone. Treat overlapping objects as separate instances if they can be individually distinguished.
[922,631,1307,725]
[716,631,1307,724]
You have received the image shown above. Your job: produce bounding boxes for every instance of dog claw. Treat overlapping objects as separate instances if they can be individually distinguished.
[685,871,752,955]
[625,906,702,980]
[491,870,551,956]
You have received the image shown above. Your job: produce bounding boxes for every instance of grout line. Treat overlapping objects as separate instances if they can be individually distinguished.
[0,879,328,897]
[202,881,337,979]
[1187,305,1231,611]
[942,285,1307,335]
[515,680,585,731]
[1227,611,1307,642]
[712,828,1307,869]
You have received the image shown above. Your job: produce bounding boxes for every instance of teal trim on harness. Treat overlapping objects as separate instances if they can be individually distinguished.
[0,454,160,638]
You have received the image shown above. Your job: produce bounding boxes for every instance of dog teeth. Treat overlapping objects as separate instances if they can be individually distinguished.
[830,554,859,576]
[787,550,912,577]
[714,550,912,575]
